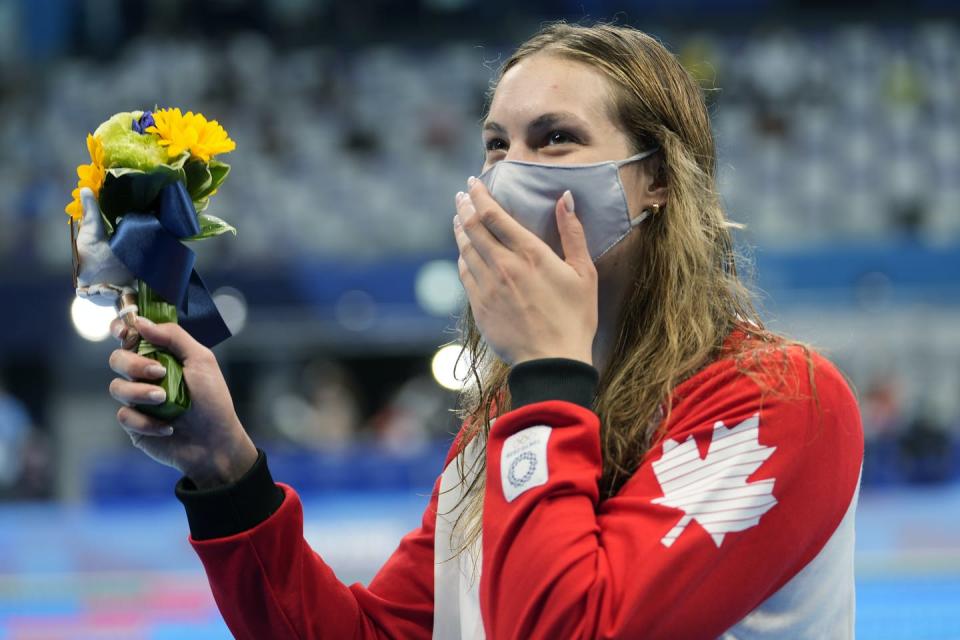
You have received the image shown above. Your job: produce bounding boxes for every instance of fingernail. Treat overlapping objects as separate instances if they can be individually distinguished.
[158,426,174,437]
[453,215,462,228]
[562,190,575,214]
[467,176,477,187]
[146,364,167,379]
[148,388,167,403]
[455,191,465,203]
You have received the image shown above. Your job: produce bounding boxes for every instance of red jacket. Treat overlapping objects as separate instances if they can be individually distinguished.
[177,344,863,639]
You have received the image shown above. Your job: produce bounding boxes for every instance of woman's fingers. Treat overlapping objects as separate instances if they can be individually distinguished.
[117,406,174,437]
[109,349,167,381]
[111,315,142,352]
[456,190,507,267]
[136,317,207,362]
[555,190,594,275]
[465,176,538,252]
[453,212,487,286]
[457,255,479,299]
[110,317,126,341]
[110,378,167,406]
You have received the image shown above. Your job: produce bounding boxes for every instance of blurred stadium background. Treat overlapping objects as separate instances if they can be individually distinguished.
[1,0,959,638]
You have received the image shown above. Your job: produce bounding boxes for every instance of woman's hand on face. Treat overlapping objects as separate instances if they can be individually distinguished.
[454,177,598,367]
[107,317,258,489]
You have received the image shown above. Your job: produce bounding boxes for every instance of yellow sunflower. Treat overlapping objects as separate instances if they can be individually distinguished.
[65,134,106,222]
[146,108,236,162]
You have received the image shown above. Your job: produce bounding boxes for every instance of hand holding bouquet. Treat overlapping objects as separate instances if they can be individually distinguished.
[66,108,237,421]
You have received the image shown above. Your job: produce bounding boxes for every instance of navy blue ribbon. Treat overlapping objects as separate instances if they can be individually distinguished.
[109,181,231,348]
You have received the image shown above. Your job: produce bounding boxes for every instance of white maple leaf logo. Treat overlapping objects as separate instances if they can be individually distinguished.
[651,414,777,548]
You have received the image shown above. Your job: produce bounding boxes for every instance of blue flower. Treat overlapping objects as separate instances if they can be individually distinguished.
[132,111,156,135]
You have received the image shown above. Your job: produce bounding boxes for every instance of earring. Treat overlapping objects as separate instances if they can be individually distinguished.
[651,203,661,215]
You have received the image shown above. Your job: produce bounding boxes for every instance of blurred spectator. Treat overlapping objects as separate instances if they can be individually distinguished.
[267,359,363,450]
[899,411,954,484]
[367,373,456,454]
[861,374,906,486]
[0,380,45,498]
[862,374,904,439]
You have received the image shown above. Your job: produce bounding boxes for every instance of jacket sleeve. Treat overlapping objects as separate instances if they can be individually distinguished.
[177,446,453,640]
[480,348,863,640]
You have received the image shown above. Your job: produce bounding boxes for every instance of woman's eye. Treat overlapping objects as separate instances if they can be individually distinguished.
[545,130,577,146]
[485,138,508,152]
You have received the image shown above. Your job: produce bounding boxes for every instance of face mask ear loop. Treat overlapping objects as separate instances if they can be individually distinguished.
[619,148,659,229]
[614,147,660,168]
[630,210,650,228]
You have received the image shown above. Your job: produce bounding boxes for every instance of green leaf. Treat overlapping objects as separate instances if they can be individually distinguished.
[207,160,230,192]
[190,159,231,201]
[185,213,237,241]
[98,164,185,225]
[100,211,114,236]
[184,160,213,199]
[168,151,190,170]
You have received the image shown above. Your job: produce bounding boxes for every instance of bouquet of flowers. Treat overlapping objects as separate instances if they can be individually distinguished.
[66,108,237,420]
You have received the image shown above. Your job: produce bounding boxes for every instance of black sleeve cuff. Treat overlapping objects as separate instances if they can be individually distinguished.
[508,357,599,410]
[175,449,285,541]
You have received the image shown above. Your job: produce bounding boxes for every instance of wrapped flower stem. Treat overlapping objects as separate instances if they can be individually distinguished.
[134,280,191,421]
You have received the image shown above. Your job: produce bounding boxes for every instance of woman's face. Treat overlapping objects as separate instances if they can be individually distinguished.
[482,52,659,229]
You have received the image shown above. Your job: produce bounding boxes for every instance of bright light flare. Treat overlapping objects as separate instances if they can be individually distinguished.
[431,343,471,391]
[70,297,115,342]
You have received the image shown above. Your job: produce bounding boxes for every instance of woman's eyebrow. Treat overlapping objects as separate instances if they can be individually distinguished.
[527,112,588,133]
[483,111,588,137]
[482,120,507,135]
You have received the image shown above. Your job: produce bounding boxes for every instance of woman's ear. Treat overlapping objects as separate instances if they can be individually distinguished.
[624,155,667,221]
[645,154,668,202]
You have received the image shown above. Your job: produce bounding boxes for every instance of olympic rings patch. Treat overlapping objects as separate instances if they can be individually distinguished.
[507,451,538,487]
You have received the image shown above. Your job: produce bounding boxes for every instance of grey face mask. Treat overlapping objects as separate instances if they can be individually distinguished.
[478,148,658,261]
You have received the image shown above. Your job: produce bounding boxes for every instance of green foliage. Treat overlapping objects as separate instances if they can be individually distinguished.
[184,160,213,199]
[206,160,231,195]
[184,158,230,203]
[186,214,237,240]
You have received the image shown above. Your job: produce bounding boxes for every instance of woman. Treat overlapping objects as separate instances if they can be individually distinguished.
[105,22,863,639]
